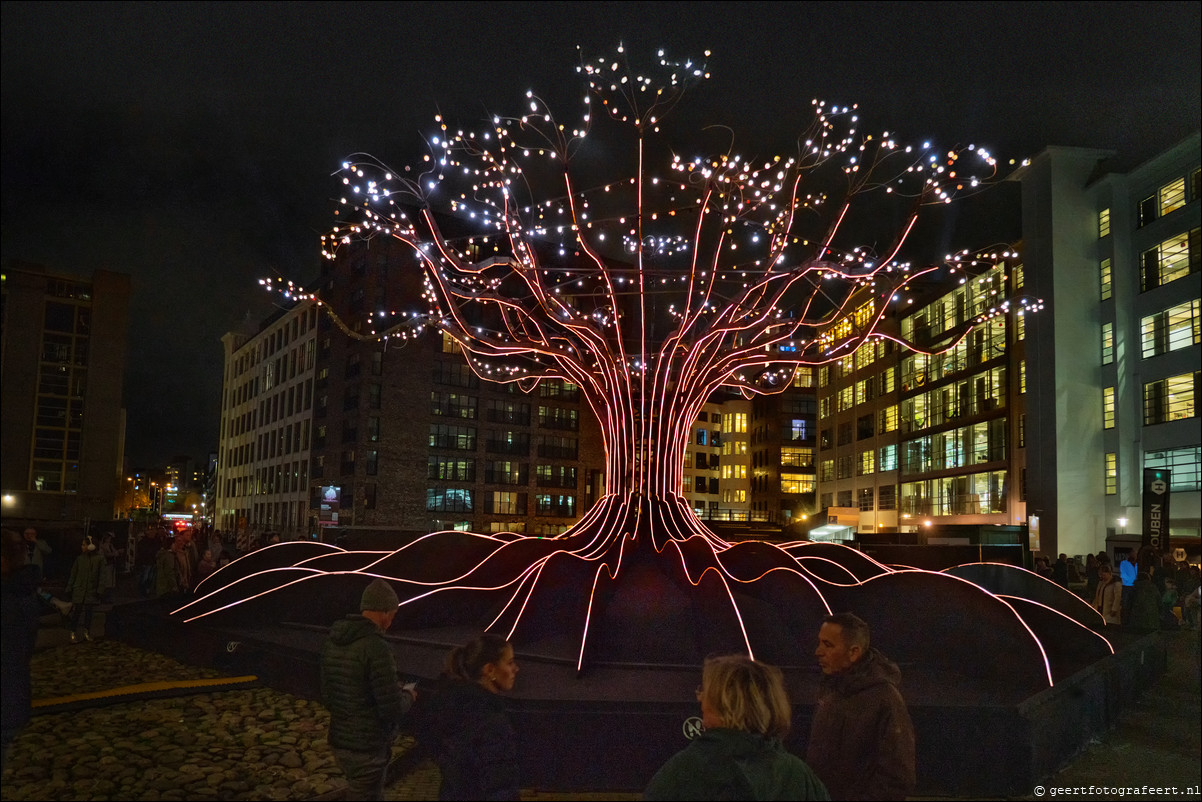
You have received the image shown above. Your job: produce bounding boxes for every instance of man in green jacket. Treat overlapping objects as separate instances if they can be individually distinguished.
[320,578,415,800]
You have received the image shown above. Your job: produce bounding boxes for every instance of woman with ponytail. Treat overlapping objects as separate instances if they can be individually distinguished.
[422,633,520,800]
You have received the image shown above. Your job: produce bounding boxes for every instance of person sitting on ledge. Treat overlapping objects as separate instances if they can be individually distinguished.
[644,654,829,801]
[806,612,916,801]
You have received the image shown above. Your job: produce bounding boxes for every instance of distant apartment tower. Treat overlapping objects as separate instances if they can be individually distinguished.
[683,401,723,517]
[750,369,818,526]
[0,263,130,521]
[1018,134,1201,557]
[216,236,604,540]
[309,236,603,536]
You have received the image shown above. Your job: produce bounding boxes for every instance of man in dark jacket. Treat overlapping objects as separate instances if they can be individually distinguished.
[806,612,916,800]
[320,578,415,800]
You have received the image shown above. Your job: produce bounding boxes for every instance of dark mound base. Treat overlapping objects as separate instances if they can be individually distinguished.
[108,599,1165,796]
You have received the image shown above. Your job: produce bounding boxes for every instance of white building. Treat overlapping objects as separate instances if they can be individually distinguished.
[1018,133,1200,557]
[215,303,318,540]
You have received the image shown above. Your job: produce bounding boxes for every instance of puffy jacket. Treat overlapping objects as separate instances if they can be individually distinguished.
[645,728,830,801]
[419,678,519,801]
[65,552,105,605]
[320,615,412,751]
[806,648,916,801]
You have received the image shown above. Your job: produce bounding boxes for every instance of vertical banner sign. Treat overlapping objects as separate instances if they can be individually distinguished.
[1141,469,1171,555]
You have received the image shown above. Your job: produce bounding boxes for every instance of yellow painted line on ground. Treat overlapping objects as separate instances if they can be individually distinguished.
[32,675,259,708]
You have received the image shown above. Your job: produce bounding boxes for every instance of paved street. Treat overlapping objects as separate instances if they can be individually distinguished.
[2,589,1197,801]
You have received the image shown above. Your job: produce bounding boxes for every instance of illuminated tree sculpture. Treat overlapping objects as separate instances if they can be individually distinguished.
[250,49,1044,671]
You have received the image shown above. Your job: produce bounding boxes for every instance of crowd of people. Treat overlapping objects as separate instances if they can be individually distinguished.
[320,577,914,801]
[1084,547,1201,631]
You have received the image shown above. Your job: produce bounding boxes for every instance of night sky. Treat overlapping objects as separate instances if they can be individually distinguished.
[2,2,1198,469]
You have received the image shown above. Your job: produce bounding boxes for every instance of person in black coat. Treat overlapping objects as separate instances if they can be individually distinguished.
[420,633,520,801]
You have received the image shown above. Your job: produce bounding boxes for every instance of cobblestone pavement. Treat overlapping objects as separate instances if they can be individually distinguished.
[2,597,1197,801]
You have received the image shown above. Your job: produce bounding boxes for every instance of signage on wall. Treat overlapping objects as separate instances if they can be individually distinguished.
[1141,469,1171,555]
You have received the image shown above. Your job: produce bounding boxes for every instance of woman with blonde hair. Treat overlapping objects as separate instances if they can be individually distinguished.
[645,654,829,800]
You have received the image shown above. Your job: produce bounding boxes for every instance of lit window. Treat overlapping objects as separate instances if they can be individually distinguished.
[1160,177,1187,216]
[878,405,898,434]
[879,444,897,472]
[1103,387,1116,429]
[1141,228,1199,291]
[781,473,814,494]
[858,449,875,476]
[1142,371,1198,425]
[1140,299,1200,359]
[1099,258,1112,301]
[1141,178,1188,225]
[1105,453,1117,495]
[1101,322,1114,365]
[781,447,813,467]
[1098,208,1110,238]
[1144,446,1201,492]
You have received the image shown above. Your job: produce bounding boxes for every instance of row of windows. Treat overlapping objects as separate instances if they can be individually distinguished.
[817,485,897,512]
[1136,168,1201,228]
[425,458,578,488]
[426,489,576,516]
[1140,299,1200,359]
[899,469,1009,516]
[224,460,309,498]
[683,476,721,495]
[819,443,899,481]
[312,449,379,479]
[1104,446,1201,495]
[817,341,894,387]
[1104,372,1199,427]
[428,425,580,458]
[37,364,86,399]
[899,264,1011,345]
[1140,228,1200,292]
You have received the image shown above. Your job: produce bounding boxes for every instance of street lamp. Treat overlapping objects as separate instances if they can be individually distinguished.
[1117,517,1127,535]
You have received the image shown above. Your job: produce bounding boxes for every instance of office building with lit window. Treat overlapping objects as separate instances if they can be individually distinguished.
[816,258,1028,542]
[750,370,818,527]
[1018,133,1200,557]
[0,263,130,522]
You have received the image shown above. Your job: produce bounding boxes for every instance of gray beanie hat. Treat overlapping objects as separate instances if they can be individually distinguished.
[360,578,400,612]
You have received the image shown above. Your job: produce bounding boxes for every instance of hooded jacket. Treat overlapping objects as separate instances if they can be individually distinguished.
[319,615,412,751]
[806,648,916,801]
[644,728,830,801]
